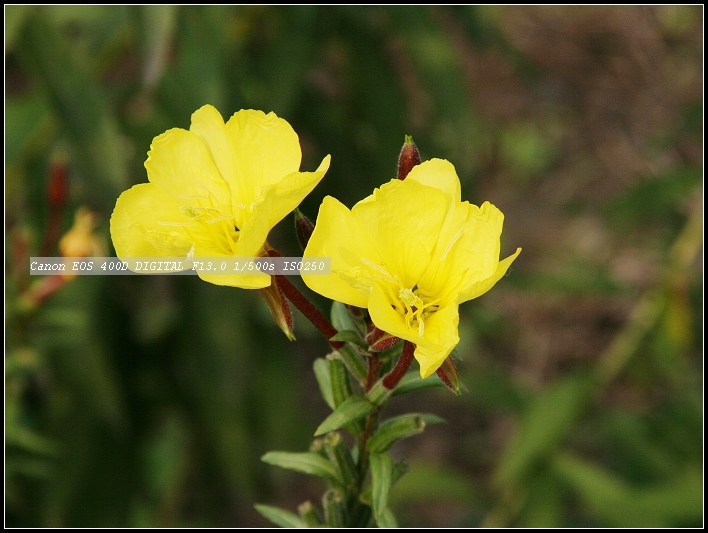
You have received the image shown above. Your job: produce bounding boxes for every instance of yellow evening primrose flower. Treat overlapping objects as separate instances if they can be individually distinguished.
[110,105,330,288]
[302,159,521,378]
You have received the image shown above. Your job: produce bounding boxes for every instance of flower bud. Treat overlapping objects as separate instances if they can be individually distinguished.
[435,356,461,396]
[366,326,400,352]
[258,277,296,341]
[294,208,315,251]
[397,135,420,180]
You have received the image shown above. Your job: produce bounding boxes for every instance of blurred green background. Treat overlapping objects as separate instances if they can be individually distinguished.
[5,6,703,527]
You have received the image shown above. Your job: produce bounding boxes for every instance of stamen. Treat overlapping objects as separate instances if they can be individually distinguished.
[440,229,464,261]
[361,258,398,285]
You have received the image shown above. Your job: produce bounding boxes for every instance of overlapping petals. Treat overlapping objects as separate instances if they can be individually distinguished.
[111,105,330,288]
[302,159,520,378]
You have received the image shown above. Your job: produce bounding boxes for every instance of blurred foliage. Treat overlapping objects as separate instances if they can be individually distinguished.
[5,5,702,527]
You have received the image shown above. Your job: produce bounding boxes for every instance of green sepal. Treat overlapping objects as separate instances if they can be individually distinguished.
[254,504,306,528]
[261,451,338,480]
[315,396,375,436]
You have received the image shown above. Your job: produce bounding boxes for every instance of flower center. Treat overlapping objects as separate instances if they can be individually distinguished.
[397,286,440,336]
[179,204,239,254]
[360,258,441,337]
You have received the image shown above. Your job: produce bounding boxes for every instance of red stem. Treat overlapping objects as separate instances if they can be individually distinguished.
[276,275,344,350]
[364,356,382,393]
[382,341,415,389]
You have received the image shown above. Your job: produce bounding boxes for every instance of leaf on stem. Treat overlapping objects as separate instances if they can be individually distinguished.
[314,396,375,436]
[254,504,306,528]
[370,452,396,525]
[261,451,338,481]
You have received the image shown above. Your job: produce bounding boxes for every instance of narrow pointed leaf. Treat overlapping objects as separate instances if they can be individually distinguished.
[314,396,375,436]
[330,329,367,347]
[369,414,434,453]
[254,504,306,528]
[313,358,335,410]
[370,452,393,517]
[392,370,446,396]
[261,451,338,480]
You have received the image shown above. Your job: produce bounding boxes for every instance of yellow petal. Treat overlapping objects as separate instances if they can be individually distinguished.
[145,128,233,220]
[264,155,331,230]
[302,195,383,308]
[459,247,521,303]
[367,282,413,342]
[225,109,302,216]
[351,179,447,288]
[406,158,461,204]
[189,105,241,221]
[414,303,460,378]
[110,183,195,259]
[193,246,271,289]
[420,201,506,304]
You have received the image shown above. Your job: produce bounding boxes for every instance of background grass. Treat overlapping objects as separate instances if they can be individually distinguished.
[5,6,703,527]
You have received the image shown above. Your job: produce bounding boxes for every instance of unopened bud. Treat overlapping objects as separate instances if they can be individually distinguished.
[397,135,420,180]
[366,326,400,352]
[294,208,315,251]
[258,276,296,341]
[436,356,461,396]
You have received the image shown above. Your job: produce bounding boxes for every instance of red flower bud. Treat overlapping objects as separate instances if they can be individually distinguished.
[397,135,420,181]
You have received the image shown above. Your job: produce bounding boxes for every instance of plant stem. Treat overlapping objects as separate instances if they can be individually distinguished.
[276,275,344,350]
[382,341,415,389]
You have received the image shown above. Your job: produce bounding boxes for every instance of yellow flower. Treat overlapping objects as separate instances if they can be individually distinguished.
[110,105,330,288]
[302,159,521,378]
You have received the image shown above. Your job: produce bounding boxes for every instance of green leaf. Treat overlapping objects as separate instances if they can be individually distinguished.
[331,301,361,334]
[314,396,375,436]
[330,329,367,347]
[392,370,445,396]
[332,344,368,383]
[261,451,338,480]
[327,357,353,407]
[370,453,393,517]
[368,414,427,454]
[254,504,306,528]
[313,358,335,410]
